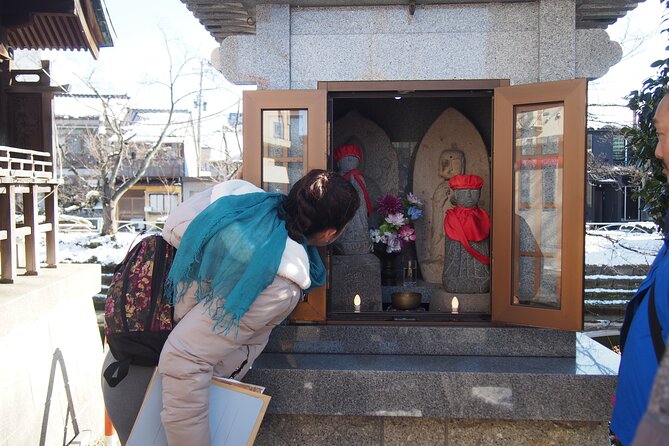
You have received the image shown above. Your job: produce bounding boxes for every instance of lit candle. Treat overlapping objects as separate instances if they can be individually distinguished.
[451,296,459,314]
[354,294,361,313]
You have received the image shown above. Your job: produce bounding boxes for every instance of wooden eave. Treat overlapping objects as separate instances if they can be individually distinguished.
[4,0,113,59]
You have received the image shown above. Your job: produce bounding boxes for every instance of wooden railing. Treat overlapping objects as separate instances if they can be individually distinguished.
[0,145,53,178]
[0,146,58,283]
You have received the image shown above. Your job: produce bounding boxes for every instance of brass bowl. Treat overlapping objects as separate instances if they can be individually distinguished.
[391,292,422,310]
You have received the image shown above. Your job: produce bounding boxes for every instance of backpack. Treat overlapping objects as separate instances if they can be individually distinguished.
[103,234,176,387]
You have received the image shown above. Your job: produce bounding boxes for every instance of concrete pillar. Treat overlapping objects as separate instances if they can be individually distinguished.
[539,0,576,81]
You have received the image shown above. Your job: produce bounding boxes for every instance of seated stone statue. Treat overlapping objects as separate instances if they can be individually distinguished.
[333,144,372,255]
[442,174,490,293]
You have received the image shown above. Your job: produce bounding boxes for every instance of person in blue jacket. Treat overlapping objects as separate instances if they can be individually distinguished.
[610,93,669,445]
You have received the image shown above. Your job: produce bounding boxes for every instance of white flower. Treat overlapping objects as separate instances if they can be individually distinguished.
[385,212,407,227]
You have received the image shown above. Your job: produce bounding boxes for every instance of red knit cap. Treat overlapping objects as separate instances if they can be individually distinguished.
[334,144,363,163]
[449,174,484,190]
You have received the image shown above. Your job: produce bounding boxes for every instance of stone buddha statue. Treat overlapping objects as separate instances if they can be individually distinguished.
[442,174,490,294]
[430,149,465,255]
[333,143,373,255]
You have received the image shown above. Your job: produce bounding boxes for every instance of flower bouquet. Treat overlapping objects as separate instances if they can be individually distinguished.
[369,192,424,254]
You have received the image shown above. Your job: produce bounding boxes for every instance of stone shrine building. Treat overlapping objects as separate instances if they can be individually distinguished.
[182,1,633,444]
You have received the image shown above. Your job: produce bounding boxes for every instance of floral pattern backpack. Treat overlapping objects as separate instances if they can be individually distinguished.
[103,234,176,387]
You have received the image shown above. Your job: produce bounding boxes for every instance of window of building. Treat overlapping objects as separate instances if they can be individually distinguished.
[612,134,626,163]
[149,193,178,213]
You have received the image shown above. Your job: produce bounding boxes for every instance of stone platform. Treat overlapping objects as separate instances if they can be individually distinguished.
[247,325,618,445]
[0,264,103,445]
[380,280,490,313]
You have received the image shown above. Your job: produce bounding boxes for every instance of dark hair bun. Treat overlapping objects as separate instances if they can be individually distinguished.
[283,170,359,242]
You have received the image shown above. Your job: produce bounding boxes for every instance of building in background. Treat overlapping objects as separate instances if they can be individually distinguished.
[586,127,644,223]
[55,93,243,221]
[55,94,190,223]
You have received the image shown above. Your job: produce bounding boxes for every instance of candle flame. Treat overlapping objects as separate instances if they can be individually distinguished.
[451,296,459,308]
[354,294,361,306]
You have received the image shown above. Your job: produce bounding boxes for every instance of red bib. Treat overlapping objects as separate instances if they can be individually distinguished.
[444,206,490,264]
[343,168,372,216]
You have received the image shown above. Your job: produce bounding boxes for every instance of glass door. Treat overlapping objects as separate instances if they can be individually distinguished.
[492,79,586,331]
[243,90,328,321]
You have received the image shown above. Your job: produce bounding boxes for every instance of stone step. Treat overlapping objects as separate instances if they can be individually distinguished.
[584,276,643,290]
[584,289,636,300]
[263,325,575,357]
[101,272,113,286]
[585,264,650,276]
[93,295,106,311]
[585,301,628,317]
[246,334,618,423]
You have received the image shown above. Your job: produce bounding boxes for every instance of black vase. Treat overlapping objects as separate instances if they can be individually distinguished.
[380,252,401,286]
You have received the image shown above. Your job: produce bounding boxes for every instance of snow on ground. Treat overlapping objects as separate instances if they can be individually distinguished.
[45,232,146,266]
[585,232,664,266]
[585,299,632,305]
[45,227,666,267]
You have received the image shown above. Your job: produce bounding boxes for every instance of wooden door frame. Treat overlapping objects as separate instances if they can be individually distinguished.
[243,90,327,186]
[491,79,586,331]
[243,89,328,322]
[244,79,586,330]
[319,79,510,93]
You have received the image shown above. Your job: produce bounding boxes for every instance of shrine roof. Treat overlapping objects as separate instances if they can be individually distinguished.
[1,0,114,60]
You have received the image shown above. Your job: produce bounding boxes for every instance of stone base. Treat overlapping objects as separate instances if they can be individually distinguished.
[249,330,618,446]
[331,254,382,312]
[256,416,610,446]
[430,289,490,313]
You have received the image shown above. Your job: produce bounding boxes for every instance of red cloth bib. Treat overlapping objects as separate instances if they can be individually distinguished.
[443,206,490,264]
[343,169,372,216]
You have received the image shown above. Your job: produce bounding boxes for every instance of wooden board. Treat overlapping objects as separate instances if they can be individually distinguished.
[128,371,271,446]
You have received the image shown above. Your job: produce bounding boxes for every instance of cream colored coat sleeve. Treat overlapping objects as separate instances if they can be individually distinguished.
[159,179,309,445]
[158,276,301,446]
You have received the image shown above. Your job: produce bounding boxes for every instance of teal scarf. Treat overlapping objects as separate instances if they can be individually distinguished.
[165,191,326,334]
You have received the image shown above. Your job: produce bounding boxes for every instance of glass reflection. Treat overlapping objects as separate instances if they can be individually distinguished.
[512,104,564,309]
[261,110,308,193]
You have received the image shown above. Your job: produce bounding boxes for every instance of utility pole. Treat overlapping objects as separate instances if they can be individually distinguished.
[195,59,204,177]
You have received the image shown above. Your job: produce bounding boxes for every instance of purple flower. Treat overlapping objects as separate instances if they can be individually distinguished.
[406,192,422,206]
[386,234,402,253]
[376,194,403,217]
[369,192,424,253]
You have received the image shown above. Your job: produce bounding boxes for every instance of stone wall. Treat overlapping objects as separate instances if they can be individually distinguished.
[212,1,622,89]
[256,416,611,446]
[0,264,103,446]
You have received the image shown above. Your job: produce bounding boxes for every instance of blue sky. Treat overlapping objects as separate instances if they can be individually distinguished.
[36,0,243,111]
[589,0,668,127]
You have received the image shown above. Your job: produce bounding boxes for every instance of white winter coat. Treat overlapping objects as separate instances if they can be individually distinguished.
[158,180,310,446]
